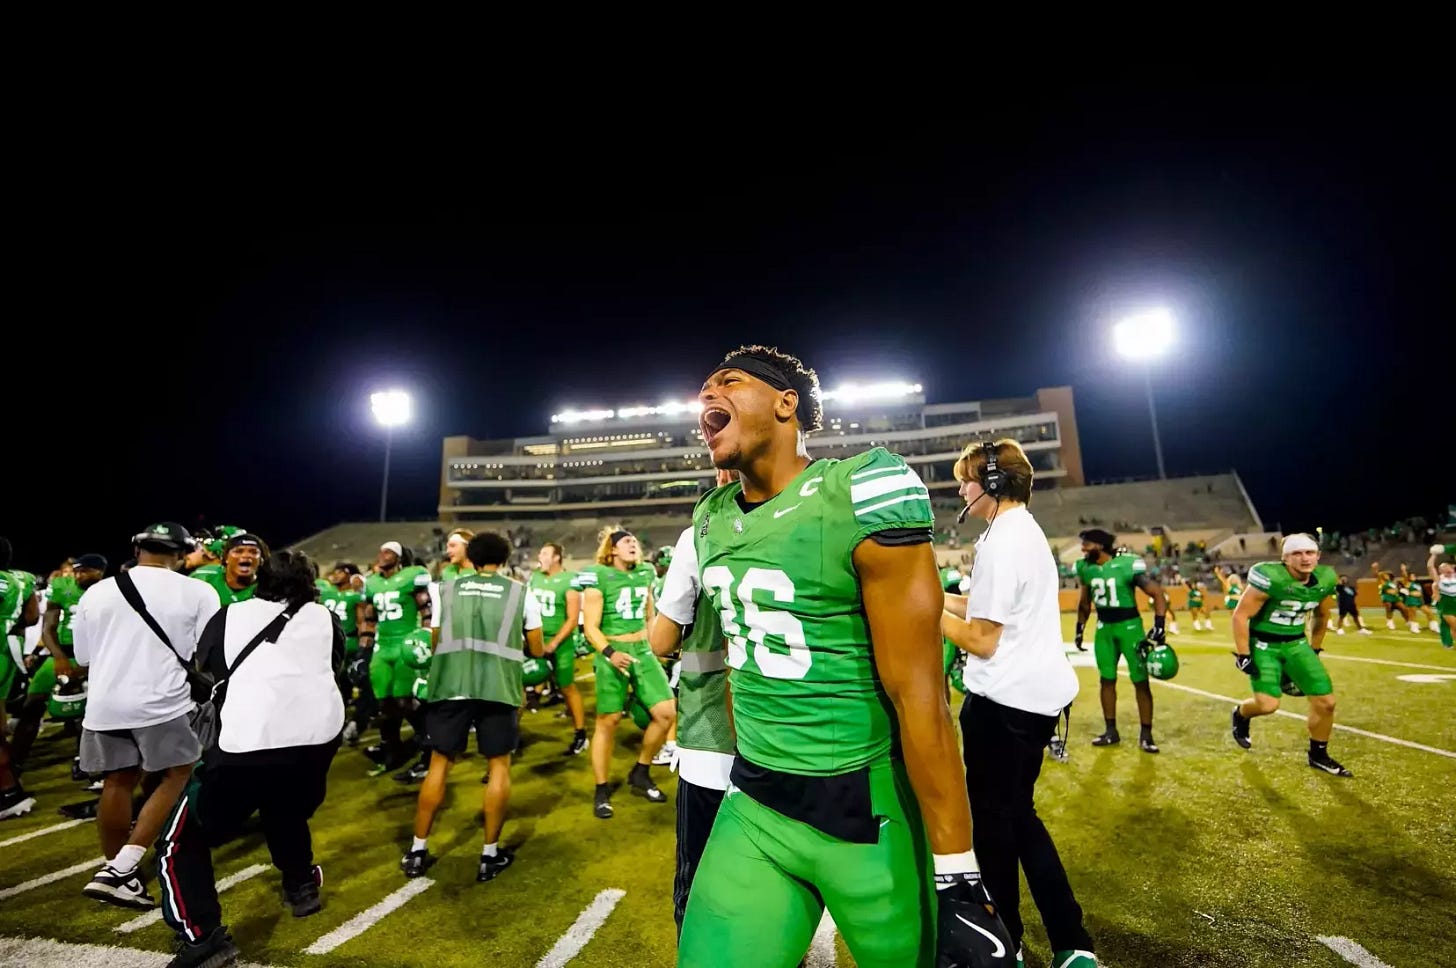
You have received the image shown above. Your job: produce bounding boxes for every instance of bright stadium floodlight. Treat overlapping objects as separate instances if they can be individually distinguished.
[821,381,923,406]
[371,390,412,521]
[1113,309,1175,479]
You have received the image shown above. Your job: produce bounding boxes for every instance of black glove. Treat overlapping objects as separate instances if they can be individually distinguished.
[935,874,1015,967]
[1146,614,1166,644]
[1233,652,1257,676]
[348,649,373,687]
[1073,622,1086,651]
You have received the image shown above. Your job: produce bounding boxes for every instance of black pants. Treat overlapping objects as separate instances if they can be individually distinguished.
[673,777,726,934]
[156,744,336,942]
[1338,599,1358,619]
[961,693,1093,955]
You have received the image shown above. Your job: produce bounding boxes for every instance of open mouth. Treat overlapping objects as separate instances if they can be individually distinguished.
[701,406,732,445]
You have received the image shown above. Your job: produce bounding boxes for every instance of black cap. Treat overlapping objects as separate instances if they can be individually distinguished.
[73,554,109,572]
[224,532,267,554]
[133,522,194,552]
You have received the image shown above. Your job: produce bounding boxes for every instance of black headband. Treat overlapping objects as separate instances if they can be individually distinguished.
[609,530,633,547]
[713,354,793,392]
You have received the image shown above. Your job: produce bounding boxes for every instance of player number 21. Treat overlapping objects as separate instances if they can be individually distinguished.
[701,565,811,680]
[1090,577,1121,608]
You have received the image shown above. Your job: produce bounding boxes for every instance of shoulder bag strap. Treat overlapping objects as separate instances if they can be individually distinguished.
[115,570,190,672]
[225,606,299,678]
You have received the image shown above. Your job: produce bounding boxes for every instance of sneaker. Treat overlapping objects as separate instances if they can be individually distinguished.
[400,849,435,878]
[628,773,667,803]
[1139,736,1160,754]
[83,864,155,909]
[71,758,88,782]
[85,779,104,793]
[1047,738,1069,763]
[1230,707,1252,750]
[593,792,614,820]
[1308,751,1353,777]
[0,787,37,821]
[476,849,515,882]
[58,798,100,820]
[1431,620,1442,633]
[164,924,240,968]
[342,721,359,746]
[1091,731,1120,747]
[282,876,322,918]
[565,732,589,756]
[651,742,677,767]
[1335,628,1346,635]
[1385,619,1394,630]
[393,761,429,784]
[1410,624,1421,634]
[525,692,540,714]
[1051,950,1098,967]
[1358,628,1373,636]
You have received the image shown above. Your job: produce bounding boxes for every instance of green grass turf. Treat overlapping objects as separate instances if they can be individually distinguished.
[1,610,1452,967]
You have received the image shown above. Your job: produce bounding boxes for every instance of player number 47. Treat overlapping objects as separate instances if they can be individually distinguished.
[701,565,811,680]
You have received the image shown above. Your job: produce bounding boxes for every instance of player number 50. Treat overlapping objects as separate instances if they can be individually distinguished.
[701,565,811,680]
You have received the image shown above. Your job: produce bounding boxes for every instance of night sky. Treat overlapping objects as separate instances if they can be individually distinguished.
[8,84,1449,574]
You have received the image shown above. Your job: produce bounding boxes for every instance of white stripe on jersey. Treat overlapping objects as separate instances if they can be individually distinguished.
[854,493,933,518]
[850,469,928,504]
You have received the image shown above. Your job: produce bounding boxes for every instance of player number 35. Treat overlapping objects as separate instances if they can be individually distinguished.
[701,566,811,680]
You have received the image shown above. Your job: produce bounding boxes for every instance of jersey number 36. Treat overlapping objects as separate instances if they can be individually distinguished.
[701,566,810,680]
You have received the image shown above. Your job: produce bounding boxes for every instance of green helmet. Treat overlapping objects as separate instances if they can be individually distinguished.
[1280,671,1305,697]
[522,656,552,687]
[1142,641,1179,680]
[573,632,592,658]
[403,629,434,670]
[47,679,88,721]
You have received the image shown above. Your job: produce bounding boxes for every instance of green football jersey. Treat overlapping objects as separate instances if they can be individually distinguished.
[1246,562,1337,639]
[193,568,257,606]
[528,568,576,639]
[46,576,86,647]
[1074,553,1147,617]
[573,562,652,637]
[439,563,470,583]
[429,570,529,706]
[364,565,431,641]
[678,587,732,754]
[2,569,37,636]
[692,447,933,777]
[318,583,364,636]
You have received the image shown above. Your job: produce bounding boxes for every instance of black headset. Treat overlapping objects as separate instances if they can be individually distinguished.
[978,438,1007,498]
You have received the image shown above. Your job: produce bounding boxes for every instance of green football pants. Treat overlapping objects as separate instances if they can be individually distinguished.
[677,757,935,968]
[1250,637,1333,697]
[549,637,577,688]
[370,637,421,700]
[594,641,673,715]
[1093,617,1147,682]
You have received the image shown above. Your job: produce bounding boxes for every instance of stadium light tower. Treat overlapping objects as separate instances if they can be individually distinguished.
[1113,309,1174,480]
[371,390,412,522]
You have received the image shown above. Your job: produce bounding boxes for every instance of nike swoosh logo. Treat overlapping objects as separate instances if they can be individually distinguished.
[954,914,1007,958]
[773,504,802,519]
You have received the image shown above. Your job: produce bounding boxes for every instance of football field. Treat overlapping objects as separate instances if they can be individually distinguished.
[2,610,1453,968]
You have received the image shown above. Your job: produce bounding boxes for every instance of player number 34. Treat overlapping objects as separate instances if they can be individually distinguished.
[701,566,811,680]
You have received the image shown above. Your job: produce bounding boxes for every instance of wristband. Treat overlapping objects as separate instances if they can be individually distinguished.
[603,645,617,659]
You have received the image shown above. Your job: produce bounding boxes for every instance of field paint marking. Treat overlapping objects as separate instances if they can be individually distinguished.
[1396,674,1456,684]
[115,863,270,933]
[535,888,626,968]
[805,908,838,967]
[1138,676,1456,759]
[303,877,434,954]
[575,672,596,682]
[1316,936,1394,968]
[0,935,283,968]
[1320,653,1456,672]
[0,819,89,849]
[0,856,102,901]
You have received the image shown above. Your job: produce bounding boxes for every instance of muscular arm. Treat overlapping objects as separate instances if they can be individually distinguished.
[1076,583,1092,628]
[1232,586,1269,656]
[582,588,608,652]
[942,593,968,620]
[524,626,545,658]
[19,594,40,630]
[1134,574,1167,619]
[357,601,377,653]
[544,590,580,654]
[1309,599,1329,651]
[39,605,71,674]
[649,613,684,658]
[414,588,432,626]
[855,537,970,856]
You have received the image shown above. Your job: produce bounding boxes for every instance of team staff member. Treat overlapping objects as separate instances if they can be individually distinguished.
[401,532,544,882]
[1330,575,1372,635]
[73,523,219,910]
[942,440,1095,968]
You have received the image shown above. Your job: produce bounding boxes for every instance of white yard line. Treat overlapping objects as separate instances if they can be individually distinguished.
[575,673,596,682]
[1319,653,1456,672]
[535,888,626,968]
[0,935,281,968]
[805,909,838,968]
[115,863,270,934]
[1316,935,1395,968]
[303,877,434,955]
[0,819,89,849]
[0,857,102,902]
[1141,677,1456,759]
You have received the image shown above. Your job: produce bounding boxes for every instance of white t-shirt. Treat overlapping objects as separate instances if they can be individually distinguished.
[655,526,733,791]
[73,566,220,731]
[961,506,1078,717]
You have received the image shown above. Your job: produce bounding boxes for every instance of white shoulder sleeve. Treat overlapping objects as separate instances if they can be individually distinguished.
[655,527,700,627]
[522,587,543,631]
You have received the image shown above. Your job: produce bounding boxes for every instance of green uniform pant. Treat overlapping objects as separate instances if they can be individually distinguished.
[0,638,19,702]
[370,636,422,700]
[27,655,70,698]
[548,635,577,688]
[1094,617,1148,682]
[678,757,935,968]
[594,641,673,714]
[1251,637,1332,697]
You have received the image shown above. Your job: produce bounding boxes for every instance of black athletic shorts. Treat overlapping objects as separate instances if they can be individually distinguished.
[423,699,518,758]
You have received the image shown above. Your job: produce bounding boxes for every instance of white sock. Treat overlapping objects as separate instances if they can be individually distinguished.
[111,844,145,873]
[481,842,498,858]
[411,836,428,853]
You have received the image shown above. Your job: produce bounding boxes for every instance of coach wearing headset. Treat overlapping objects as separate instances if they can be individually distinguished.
[940,439,1095,968]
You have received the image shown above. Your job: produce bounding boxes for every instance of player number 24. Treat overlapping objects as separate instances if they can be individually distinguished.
[701,566,811,680]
